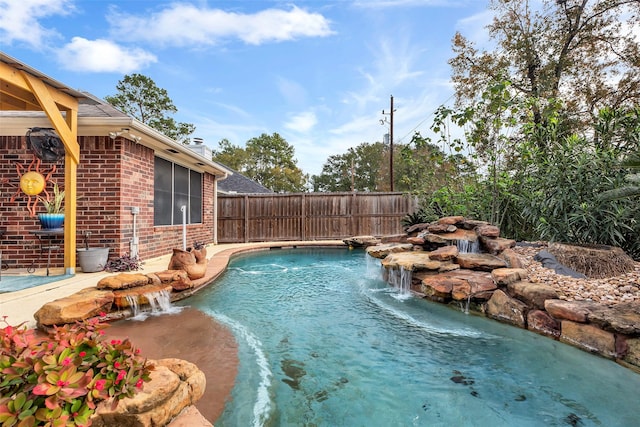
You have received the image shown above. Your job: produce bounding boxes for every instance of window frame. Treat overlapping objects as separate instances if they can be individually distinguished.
[154,156,203,226]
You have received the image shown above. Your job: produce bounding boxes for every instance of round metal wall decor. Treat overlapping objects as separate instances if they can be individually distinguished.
[26,127,65,162]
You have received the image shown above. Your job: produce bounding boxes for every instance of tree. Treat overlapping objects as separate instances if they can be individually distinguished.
[311,142,385,192]
[212,138,250,171]
[105,74,196,143]
[449,0,640,141]
[212,133,307,192]
[245,133,308,193]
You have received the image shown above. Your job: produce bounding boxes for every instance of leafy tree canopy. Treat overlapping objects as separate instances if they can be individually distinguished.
[211,138,249,171]
[311,142,385,192]
[105,73,196,144]
[450,0,640,137]
[212,133,308,193]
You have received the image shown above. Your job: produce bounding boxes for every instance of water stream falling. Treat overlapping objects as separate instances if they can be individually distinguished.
[455,239,480,254]
[126,289,180,320]
[384,266,412,296]
[124,295,140,317]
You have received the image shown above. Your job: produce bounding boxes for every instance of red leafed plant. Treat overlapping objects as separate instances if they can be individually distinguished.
[0,315,153,426]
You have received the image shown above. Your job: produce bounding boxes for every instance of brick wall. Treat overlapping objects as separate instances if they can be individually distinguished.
[1,135,216,271]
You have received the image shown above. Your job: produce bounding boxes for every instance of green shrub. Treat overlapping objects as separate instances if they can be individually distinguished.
[0,316,152,427]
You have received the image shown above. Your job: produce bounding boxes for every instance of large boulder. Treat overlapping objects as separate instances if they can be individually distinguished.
[491,268,528,286]
[544,300,598,323]
[97,273,151,290]
[560,321,616,358]
[34,288,114,327]
[365,243,413,259]
[92,358,206,427]
[421,270,496,302]
[343,235,381,247]
[456,253,507,271]
[381,252,442,271]
[587,301,640,335]
[429,245,459,261]
[507,281,559,310]
[527,309,561,338]
[486,289,527,328]
[479,236,516,255]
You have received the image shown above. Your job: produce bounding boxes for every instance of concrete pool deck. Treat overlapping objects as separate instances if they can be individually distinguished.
[0,240,346,328]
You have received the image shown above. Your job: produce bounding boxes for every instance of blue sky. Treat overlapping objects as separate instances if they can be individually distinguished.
[0,0,493,176]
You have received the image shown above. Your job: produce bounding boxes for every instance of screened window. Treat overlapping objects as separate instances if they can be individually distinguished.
[154,157,203,225]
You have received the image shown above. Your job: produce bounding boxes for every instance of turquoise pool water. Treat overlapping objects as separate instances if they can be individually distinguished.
[182,248,640,426]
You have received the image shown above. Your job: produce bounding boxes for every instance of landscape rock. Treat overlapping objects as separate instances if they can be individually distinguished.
[92,358,206,427]
[560,321,616,358]
[486,290,527,328]
[424,228,478,244]
[544,299,597,323]
[479,236,516,255]
[459,219,490,230]
[475,224,500,238]
[421,270,496,302]
[426,223,457,233]
[491,268,528,286]
[499,248,525,268]
[437,216,465,225]
[406,236,425,245]
[507,281,559,310]
[429,245,459,261]
[456,253,507,271]
[527,309,561,338]
[365,243,413,259]
[621,338,640,369]
[343,235,381,247]
[587,301,640,335]
[405,223,430,234]
[381,252,442,271]
[380,234,408,244]
[97,273,151,290]
[34,288,114,326]
[421,276,460,302]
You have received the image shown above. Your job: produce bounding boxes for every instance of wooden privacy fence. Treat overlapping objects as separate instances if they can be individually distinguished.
[217,192,417,243]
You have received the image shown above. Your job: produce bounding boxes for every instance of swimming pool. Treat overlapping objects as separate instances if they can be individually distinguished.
[182,247,640,426]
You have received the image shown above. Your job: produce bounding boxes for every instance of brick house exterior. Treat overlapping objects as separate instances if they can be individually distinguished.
[1,93,230,272]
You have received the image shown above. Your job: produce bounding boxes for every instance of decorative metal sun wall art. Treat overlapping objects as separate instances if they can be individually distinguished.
[2,128,66,216]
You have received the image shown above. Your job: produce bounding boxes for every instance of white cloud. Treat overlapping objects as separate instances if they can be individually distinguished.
[285,111,317,133]
[0,0,73,48]
[56,37,157,73]
[107,4,334,47]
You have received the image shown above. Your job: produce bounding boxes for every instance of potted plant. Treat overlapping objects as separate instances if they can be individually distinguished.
[37,182,65,230]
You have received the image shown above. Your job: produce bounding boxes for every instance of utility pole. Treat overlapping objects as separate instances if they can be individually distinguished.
[380,95,395,191]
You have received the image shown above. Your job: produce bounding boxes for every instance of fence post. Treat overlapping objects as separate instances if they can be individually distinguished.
[350,192,356,237]
[244,195,249,243]
[301,193,306,241]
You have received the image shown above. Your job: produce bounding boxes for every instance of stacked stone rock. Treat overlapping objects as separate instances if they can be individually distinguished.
[34,248,209,328]
[348,216,640,373]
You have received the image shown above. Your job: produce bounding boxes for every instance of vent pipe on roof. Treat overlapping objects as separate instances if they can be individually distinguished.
[193,137,204,145]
